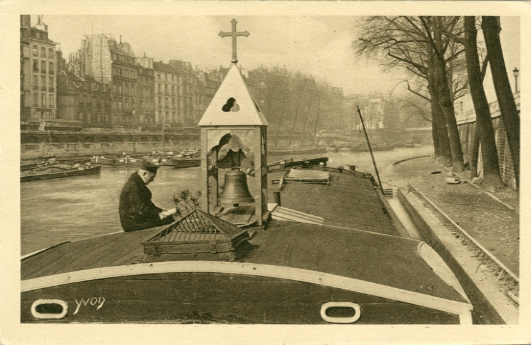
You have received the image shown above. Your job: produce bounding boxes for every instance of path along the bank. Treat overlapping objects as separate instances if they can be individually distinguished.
[380,156,519,276]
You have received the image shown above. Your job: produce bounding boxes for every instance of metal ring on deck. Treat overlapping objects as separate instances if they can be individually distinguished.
[320,302,361,323]
[31,299,68,319]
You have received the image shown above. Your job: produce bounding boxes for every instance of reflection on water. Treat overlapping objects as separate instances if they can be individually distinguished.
[21,146,432,255]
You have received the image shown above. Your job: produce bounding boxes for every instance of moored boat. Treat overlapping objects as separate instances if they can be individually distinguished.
[268,147,327,155]
[90,156,119,166]
[20,164,101,182]
[164,156,201,169]
[21,162,472,324]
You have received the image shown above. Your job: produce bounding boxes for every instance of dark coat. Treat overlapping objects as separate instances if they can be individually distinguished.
[119,172,172,232]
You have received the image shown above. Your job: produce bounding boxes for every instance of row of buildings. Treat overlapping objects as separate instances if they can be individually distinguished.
[20,15,402,139]
[20,15,225,132]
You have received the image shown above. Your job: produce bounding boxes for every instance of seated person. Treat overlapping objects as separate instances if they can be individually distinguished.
[119,160,176,232]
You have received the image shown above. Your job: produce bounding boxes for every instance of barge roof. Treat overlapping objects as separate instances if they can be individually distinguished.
[21,167,466,304]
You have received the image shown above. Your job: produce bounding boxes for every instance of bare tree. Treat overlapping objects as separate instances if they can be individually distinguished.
[354,16,465,170]
[463,16,504,189]
[421,16,465,171]
[482,16,520,188]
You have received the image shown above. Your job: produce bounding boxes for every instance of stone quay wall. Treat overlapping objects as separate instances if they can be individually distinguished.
[21,128,200,160]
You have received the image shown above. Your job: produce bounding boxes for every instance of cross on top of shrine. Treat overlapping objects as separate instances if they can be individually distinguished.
[219,18,250,64]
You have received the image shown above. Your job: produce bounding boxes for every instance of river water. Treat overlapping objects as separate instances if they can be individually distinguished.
[21,146,432,255]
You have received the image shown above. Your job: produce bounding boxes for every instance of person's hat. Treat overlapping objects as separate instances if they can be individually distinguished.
[140,159,159,173]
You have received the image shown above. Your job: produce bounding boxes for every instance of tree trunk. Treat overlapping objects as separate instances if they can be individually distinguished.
[300,88,315,146]
[469,127,480,178]
[482,16,520,188]
[432,119,440,158]
[287,106,300,147]
[274,81,289,147]
[429,20,465,172]
[312,92,323,146]
[431,53,465,171]
[464,16,503,189]
[428,74,452,167]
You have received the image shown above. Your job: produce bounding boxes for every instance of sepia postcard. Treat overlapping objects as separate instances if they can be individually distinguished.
[1,1,530,344]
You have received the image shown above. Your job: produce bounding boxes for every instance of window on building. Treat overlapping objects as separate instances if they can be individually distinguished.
[49,95,54,108]
[33,60,39,72]
[41,94,46,107]
[33,74,38,87]
[49,76,53,89]
[41,76,46,90]
[49,62,54,75]
[33,93,38,107]
[41,47,46,57]
[165,84,168,94]
[48,48,54,58]
[119,68,122,76]
[41,61,46,74]
[32,45,38,56]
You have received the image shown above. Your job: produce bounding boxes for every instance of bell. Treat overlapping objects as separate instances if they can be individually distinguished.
[220,168,255,205]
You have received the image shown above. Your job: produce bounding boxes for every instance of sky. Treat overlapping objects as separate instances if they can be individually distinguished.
[41,15,519,103]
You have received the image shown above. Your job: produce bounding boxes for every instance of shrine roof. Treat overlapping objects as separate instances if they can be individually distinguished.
[198,64,268,127]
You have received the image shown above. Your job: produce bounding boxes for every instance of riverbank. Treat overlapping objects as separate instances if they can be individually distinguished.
[380,155,519,323]
[380,155,518,272]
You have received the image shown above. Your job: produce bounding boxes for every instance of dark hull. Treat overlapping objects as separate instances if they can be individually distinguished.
[91,157,143,166]
[165,158,201,168]
[21,271,459,324]
[21,165,101,182]
[269,147,327,155]
[90,157,119,166]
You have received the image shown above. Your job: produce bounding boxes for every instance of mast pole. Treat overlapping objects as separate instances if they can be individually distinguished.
[161,114,165,157]
[356,105,384,194]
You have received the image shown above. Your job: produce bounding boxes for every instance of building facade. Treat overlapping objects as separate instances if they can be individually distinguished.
[109,40,139,126]
[56,69,111,128]
[136,56,156,126]
[20,15,58,122]
[73,34,139,126]
[193,70,206,125]
[153,61,180,126]
[169,60,194,126]
[20,15,31,121]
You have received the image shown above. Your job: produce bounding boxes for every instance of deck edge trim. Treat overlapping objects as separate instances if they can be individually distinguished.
[21,261,472,316]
